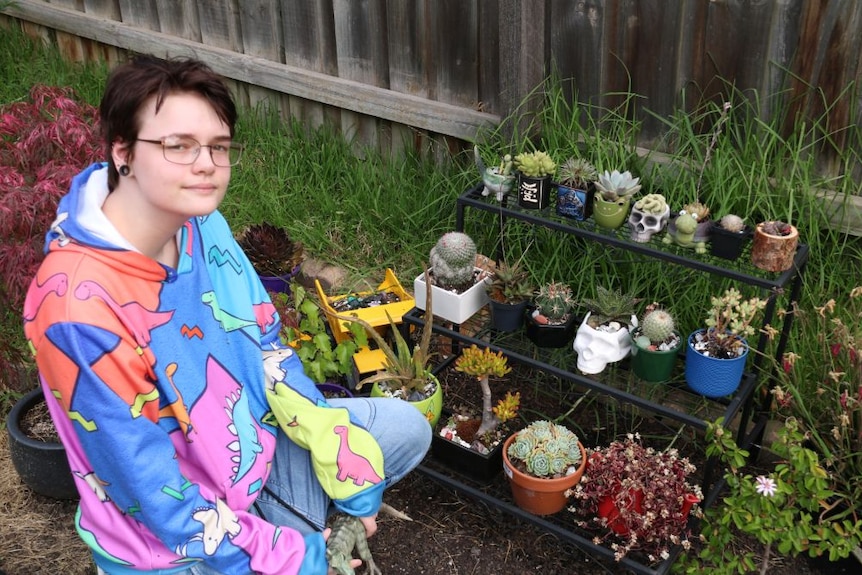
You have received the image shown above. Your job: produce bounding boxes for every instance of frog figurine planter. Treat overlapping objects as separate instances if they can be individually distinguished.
[663,213,707,253]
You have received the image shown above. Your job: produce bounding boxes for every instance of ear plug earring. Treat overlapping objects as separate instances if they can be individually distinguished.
[118,165,130,176]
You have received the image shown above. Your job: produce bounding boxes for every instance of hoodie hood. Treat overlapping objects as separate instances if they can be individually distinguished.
[44,162,171,283]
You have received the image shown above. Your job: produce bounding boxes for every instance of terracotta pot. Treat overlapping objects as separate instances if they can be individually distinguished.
[751,222,799,272]
[502,434,587,515]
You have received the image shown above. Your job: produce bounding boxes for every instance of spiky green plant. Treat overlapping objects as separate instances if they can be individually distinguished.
[486,261,535,304]
[558,157,597,189]
[581,285,640,328]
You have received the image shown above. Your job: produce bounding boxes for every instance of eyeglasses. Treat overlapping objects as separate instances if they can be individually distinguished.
[136,136,244,167]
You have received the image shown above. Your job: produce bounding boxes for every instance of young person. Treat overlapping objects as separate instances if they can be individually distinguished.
[23,54,431,575]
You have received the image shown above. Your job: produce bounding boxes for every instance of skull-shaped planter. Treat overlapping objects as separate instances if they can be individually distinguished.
[628,203,670,243]
[572,312,634,374]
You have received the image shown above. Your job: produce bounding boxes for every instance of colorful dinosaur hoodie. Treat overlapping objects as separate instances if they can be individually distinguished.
[22,163,385,574]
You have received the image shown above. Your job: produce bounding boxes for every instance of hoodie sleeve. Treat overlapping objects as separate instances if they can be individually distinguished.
[265,349,385,518]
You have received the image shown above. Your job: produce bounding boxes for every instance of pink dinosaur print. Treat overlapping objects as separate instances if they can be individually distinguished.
[333,425,383,487]
[252,300,278,334]
[74,280,174,347]
[22,272,68,321]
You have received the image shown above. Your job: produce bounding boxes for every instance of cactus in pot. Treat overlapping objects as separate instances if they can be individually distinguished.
[533,281,575,324]
[429,231,477,290]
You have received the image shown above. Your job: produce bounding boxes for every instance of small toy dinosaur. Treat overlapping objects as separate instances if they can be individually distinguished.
[326,514,382,575]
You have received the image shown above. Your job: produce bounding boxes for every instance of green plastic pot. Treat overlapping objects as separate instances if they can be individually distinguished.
[630,333,681,383]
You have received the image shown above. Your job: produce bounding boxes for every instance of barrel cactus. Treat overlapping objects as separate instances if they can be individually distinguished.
[533,282,574,322]
[429,232,477,289]
[718,214,745,233]
[641,308,676,344]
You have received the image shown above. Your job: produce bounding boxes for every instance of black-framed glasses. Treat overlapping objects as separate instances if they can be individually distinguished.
[136,136,244,167]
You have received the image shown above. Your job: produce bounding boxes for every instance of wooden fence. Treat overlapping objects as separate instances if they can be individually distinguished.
[2,0,861,168]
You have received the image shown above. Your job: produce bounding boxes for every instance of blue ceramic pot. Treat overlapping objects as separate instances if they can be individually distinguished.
[685,330,748,398]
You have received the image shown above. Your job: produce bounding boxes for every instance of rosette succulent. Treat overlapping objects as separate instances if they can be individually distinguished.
[507,420,583,478]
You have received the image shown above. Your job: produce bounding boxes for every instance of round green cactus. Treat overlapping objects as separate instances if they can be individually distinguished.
[641,308,675,344]
[429,232,477,288]
[534,282,574,321]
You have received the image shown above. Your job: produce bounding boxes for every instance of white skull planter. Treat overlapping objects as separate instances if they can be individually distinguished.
[573,312,634,374]
[628,204,670,243]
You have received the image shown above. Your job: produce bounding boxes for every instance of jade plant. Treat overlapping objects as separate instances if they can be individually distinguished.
[428,231,477,290]
[692,287,766,359]
[506,420,583,478]
[453,345,513,439]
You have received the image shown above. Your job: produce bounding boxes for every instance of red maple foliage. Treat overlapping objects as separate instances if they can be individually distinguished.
[0,85,101,376]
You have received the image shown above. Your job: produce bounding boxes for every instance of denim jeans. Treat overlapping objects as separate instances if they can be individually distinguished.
[97,396,432,575]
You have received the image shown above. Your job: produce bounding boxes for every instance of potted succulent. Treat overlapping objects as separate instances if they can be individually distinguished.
[629,305,682,383]
[525,281,578,348]
[572,286,640,375]
[627,193,670,243]
[414,231,492,324]
[592,170,642,229]
[685,287,766,398]
[235,222,305,293]
[568,433,701,564]
[751,220,799,272]
[513,149,557,209]
[3,85,101,500]
[502,420,587,515]
[485,260,535,332]
[709,213,751,260]
[329,269,443,426]
[474,145,515,202]
[434,345,519,482]
[555,157,596,220]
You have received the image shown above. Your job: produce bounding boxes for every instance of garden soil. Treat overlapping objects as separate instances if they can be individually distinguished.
[1,336,858,574]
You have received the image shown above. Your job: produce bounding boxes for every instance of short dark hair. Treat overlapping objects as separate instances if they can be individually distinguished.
[100,54,237,190]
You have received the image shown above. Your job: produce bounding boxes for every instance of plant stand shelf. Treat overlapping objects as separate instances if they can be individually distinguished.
[405,182,810,575]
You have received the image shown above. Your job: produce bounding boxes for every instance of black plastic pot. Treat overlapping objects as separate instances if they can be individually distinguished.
[709,223,751,260]
[524,311,578,348]
[431,430,504,483]
[6,387,78,500]
[488,299,528,332]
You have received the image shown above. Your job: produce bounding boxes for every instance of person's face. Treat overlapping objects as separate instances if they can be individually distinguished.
[114,92,232,223]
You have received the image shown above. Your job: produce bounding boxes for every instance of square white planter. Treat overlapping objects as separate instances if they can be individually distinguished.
[414,268,491,324]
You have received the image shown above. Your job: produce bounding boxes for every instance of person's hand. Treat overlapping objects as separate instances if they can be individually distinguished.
[359,514,378,538]
[322,527,362,575]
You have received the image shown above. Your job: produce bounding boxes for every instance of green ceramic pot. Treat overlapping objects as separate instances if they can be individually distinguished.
[592,196,631,229]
